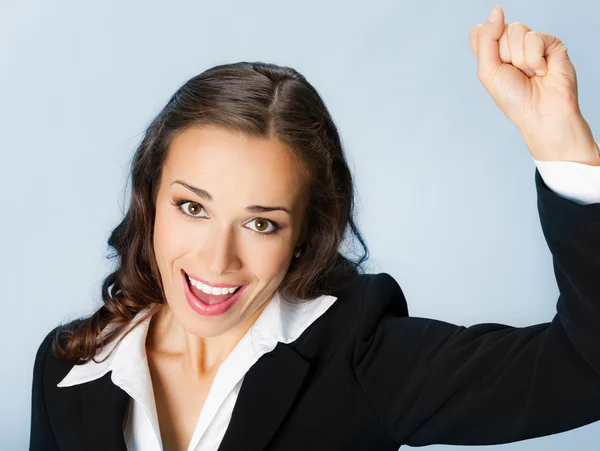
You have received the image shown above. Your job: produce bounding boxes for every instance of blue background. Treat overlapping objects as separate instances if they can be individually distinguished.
[2,0,599,448]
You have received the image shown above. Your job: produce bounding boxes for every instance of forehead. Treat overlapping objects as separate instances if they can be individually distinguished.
[162,126,308,209]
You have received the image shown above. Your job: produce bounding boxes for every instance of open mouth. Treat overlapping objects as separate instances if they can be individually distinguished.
[183,270,243,304]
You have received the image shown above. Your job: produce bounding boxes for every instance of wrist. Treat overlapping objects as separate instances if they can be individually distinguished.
[520,114,600,166]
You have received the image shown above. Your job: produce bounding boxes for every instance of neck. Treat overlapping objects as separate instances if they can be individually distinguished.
[145,302,269,380]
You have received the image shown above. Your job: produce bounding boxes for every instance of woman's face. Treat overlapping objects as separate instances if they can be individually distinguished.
[153,125,309,339]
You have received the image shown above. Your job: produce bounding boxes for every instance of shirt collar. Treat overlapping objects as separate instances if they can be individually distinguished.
[56,312,150,388]
[56,289,337,389]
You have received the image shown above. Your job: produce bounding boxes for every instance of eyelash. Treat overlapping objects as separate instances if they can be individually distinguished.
[170,199,282,237]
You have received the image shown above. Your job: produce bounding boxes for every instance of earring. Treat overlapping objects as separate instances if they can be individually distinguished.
[294,247,302,258]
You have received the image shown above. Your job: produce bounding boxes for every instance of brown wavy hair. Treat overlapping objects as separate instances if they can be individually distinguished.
[53,61,369,364]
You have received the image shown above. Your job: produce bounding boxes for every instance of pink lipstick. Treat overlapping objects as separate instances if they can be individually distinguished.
[181,270,247,316]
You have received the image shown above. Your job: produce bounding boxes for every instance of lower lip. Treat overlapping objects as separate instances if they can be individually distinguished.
[182,271,246,316]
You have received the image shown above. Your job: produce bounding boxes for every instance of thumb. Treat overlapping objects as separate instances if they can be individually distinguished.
[477,5,505,78]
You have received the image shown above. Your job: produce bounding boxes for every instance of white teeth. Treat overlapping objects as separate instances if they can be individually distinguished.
[188,276,239,295]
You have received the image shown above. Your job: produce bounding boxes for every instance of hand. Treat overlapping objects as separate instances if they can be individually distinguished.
[469,5,600,165]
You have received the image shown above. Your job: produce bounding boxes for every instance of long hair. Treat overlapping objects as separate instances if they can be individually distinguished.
[53,61,369,364]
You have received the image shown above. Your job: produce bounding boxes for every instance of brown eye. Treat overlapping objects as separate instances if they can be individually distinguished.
[246,218,276,234]
[255,219,268,231]
[179,201,207,218]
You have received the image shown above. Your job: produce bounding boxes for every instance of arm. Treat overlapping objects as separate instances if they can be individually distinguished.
[29,328,60,451]
[353,167,600,446]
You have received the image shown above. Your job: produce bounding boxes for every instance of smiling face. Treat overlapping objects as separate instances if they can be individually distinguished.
[152,125,309,339]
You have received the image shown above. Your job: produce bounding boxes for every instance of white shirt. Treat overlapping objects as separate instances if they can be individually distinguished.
[58,286,338,450]
[57,157,600,451]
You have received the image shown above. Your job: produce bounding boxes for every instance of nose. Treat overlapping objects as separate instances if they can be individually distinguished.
[203,224,242,277]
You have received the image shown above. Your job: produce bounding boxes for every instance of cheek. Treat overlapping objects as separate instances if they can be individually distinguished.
[247,244,292,281]
[153,207,190,266]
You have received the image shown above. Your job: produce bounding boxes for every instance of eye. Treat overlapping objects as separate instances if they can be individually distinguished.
[171,199,281,236]
[245,218,279,235]
[176,200,208,218]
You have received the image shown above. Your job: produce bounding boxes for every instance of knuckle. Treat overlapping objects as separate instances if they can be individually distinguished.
[512,21,528,30]
[524,30,539,41]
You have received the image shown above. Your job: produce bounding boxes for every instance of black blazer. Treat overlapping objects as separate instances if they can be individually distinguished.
[30,169,600,451]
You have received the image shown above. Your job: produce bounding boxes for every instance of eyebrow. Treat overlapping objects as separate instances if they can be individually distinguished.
[170,180,292,216]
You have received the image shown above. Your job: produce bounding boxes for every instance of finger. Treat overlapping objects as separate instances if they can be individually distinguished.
[507,22,534,77]
[476,5,505,79]
[471,22,509,58]
[525,31,555,76]
[498,24,510,62]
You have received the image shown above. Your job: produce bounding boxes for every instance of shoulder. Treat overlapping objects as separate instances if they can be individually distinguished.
[351,272,409,335]
[34,318,86,359]
[328,271,409,334]
[33,319,86,389]
[312,271,412,373]
[32,326,59,381]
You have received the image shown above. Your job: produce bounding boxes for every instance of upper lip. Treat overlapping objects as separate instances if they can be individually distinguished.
[182,270,242,288]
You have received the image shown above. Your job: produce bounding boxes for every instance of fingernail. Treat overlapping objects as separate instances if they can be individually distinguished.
[535,69,546,76]
[488,5,500,23]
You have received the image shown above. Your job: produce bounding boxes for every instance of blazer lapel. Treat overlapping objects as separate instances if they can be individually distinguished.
[79,372,130,451]
[217,343,310,451]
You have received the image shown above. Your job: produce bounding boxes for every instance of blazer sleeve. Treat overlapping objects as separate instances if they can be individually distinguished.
[29,327,60,451]
[352,168,600,447]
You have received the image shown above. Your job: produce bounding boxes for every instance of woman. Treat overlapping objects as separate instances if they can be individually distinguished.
[30,6,600,451]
